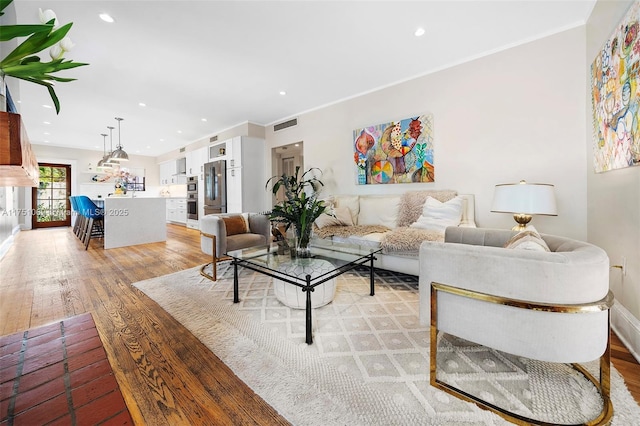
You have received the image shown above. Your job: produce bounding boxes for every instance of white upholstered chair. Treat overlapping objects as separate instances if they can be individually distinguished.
[419,227,613,425]
[199,213,271,281]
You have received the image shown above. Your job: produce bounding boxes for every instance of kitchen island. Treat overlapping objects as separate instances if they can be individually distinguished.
[103,197,167,249]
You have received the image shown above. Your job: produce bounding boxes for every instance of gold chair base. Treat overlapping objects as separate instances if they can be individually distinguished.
[200,262,216,281]
[199,231,232,281]
[430,282,614,426]
[430,354,613,425]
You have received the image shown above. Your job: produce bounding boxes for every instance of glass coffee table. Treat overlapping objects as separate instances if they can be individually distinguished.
[227,239,382,344]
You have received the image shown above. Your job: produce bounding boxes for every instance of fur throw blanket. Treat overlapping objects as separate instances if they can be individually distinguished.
[395,190,458,227]
[314,224,390,239]
[381,227,443,252]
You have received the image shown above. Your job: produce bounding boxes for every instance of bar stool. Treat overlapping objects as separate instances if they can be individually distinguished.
[69,196,83,238]
[76,196,104,250]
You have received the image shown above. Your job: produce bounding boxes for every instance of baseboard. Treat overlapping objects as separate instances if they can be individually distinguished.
[611,299,640,363]
[0,225,21,261]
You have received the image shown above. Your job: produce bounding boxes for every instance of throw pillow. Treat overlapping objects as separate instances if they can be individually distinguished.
[409,196,463,232]
[223,215,248,236]
[334,195,360,225]
[315,206,354,228]
[504,227,550,252]
[357,195,401,229]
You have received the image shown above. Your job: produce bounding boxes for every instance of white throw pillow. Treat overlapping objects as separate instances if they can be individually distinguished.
[334,195,360,225]
[314,206,354,228]
[357,195,401,229]
[504,226,550,252]
[410,196,463,232]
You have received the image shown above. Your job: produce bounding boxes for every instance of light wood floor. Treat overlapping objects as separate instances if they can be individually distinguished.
[1,224,638,425]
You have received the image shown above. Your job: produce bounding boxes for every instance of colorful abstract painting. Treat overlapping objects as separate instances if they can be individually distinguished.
[353,114,434,184]
[591,1,640,172]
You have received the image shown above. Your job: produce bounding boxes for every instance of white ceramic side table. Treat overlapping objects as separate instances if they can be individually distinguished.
[273,258,337,309]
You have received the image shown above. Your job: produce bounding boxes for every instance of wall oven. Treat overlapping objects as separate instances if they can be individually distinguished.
[187,195,198,220]
[186,176,198,220]
[187,175,197,192]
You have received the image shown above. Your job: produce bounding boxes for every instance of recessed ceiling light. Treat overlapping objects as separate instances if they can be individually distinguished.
[138,102,146,107]
[414,27,425,37]
[44,132,50,135]
[43,121,50,125]
[160,139,165,142]
[99,13,114,23]
[42,104,52,109]
[44,140,50,143]
[146,145,151,149]
[177,130,182,134]
[201,118,207,122]
[279,91,286,96]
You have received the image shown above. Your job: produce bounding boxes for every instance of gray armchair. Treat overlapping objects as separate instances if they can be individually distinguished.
[199,213,271,281]
[419,227,613,425]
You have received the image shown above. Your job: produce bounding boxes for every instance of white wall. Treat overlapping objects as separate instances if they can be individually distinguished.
[266,27,587,240]
[586,0,640,355]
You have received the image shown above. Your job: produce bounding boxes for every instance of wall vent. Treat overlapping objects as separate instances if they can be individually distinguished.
[274,118,297,132]
[179,147,186,153]
[210,135,218,143]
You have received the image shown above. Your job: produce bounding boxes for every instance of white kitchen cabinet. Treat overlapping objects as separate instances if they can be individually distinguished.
[223,136,265,214]
[166,198,187,224]
[229,136,242,168]
[176,199,187,223]
[226,167,243,213]
[159,160,177,185]
[186,146,208,178]
[159,159,189,185]
[209,139,230,162]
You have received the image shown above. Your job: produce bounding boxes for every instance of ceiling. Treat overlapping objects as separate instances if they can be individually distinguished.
[5,0,596,158]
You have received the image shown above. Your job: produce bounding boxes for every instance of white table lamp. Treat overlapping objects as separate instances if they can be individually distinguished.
[491,180,557,230]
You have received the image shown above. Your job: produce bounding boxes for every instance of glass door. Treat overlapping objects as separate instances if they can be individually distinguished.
[32,163,71,229]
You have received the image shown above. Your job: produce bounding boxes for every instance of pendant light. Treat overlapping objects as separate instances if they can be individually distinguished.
[96,133,113,172]
[110,117,129,161]
[104,125,119,167]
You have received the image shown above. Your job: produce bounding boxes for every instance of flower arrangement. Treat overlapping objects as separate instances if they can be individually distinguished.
[0,0,88,113]
[265,166,327,257]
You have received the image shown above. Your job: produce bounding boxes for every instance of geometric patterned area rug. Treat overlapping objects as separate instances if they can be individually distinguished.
[133,263,640,425]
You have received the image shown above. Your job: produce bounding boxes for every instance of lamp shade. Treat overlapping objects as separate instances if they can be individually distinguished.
[110,148,129,161]
[491,181,557,216]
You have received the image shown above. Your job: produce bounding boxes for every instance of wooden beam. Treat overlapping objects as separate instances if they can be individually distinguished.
[0,111,39,187]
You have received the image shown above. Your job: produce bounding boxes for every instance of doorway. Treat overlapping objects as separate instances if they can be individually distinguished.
[32,163,71,229]
[271,142,303,204]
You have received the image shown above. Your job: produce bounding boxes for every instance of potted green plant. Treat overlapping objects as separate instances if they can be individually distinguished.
[266,166,327,257]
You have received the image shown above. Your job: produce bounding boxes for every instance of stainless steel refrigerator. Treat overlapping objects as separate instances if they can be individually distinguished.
[203,160,227,215]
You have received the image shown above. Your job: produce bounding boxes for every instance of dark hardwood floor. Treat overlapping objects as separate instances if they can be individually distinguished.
[1,224,638,425]
[0,224,289,425]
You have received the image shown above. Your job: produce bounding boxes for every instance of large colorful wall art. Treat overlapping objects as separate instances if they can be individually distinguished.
[591,1,640,172]
[353,114,434,184]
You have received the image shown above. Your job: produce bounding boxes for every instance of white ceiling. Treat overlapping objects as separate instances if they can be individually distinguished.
[6,0,596,158]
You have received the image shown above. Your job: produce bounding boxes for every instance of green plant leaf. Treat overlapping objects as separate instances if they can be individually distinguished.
[0,24,53,42]
[47,84,61,113]
[0,0,12,15]
[15,75,61,113]
[1,22,71,66]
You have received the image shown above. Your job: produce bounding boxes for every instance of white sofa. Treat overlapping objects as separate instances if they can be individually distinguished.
[313,190,476,275]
